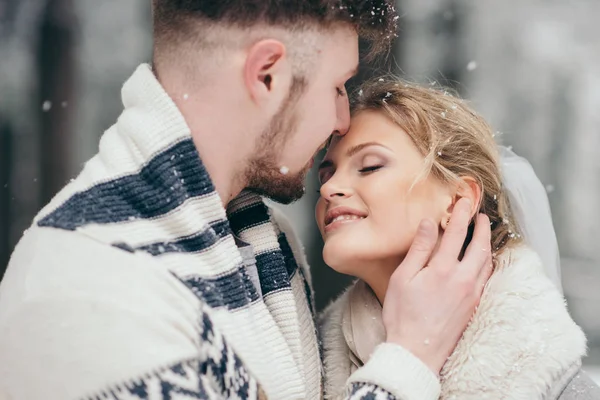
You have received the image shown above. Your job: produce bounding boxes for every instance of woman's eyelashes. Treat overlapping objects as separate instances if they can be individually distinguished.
[358,165,383,174]
[319,164,383,185]
[318,154,386,186]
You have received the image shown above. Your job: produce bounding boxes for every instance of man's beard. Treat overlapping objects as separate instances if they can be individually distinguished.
[245,77,310,204]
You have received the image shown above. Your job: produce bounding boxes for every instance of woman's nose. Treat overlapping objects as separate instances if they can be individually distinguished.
[319,175,352,200]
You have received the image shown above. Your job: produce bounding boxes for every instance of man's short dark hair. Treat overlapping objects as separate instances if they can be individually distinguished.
[152,0,398,60]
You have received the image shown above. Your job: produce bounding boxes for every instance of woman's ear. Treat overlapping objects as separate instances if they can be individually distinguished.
[243,39,291,107]
[440,176,482,230]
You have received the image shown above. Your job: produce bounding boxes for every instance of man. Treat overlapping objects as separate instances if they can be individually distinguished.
[0,1,493,399]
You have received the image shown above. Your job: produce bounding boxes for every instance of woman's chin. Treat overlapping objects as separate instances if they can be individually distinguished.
[322,240,364,275]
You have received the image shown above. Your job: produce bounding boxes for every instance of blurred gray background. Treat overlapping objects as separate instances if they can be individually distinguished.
[1,0,598,381]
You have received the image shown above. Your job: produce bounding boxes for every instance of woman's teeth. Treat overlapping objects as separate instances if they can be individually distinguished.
[331,215,365,223]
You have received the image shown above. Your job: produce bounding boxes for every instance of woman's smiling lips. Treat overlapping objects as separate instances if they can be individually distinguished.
[324,206,367,233]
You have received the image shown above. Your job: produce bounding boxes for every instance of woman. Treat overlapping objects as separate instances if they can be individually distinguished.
[317,78,598,399]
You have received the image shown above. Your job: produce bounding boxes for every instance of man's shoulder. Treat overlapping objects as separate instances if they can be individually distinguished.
[0,225,199,315]
[0,226,212,400]
[6,224,145,274]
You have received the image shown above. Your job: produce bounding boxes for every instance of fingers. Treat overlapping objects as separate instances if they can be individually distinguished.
[432,198,473,264]
[396,218,438,279]
[462,213,492,272]
[475,251,494,296]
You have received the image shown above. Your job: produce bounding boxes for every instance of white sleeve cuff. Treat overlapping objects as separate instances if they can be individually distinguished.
[347,343,441,400]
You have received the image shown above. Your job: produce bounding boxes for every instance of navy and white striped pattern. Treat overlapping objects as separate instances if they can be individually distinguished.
[349,383,395,400]
[32,63,391,400]
[38,135,301,313]
[38,139,214,231]
[35,130,311,398]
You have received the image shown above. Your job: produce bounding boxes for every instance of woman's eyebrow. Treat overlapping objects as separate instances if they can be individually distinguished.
[319,142,391,171]
[345,142,391,157]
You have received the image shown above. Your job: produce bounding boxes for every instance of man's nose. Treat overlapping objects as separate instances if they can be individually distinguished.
[332,96,350,136]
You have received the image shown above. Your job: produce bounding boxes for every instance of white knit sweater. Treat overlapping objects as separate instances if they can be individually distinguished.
[0,64,439,400]
[321,246,588,400]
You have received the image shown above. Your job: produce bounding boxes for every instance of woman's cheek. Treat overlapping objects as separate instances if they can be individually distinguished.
[315,200,326,234]
[376,210,415,256]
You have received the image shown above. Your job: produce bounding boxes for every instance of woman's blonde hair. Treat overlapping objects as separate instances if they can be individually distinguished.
[351,77,522,253]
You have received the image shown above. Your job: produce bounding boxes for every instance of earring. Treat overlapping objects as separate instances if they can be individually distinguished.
[441,216,451,229]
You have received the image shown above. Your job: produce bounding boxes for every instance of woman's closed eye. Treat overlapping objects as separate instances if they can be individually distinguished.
[359,165,383,174]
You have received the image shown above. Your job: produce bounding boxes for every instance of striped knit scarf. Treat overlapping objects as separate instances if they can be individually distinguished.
[33,64,320,399]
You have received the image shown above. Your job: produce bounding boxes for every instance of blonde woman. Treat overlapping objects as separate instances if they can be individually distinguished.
[317,79,600,399]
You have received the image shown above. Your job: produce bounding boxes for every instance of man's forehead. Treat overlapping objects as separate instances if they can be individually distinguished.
[321,28,359,70]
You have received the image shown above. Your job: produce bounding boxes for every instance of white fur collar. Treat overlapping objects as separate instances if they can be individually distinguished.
[319,246,587,399]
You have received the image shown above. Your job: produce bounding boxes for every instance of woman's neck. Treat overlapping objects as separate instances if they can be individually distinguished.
[357,260,398,306]
[365,277,389,306]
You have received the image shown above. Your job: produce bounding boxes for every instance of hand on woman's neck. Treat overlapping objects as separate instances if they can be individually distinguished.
[364,232,445,305]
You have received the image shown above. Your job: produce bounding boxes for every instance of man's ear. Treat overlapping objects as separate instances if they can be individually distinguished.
[244,39,291,106]
[440,176,482,230]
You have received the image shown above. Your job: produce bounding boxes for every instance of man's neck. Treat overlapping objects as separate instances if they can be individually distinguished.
[154,63,261,208]
[169,93,255,208]
[190,126,247,207]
